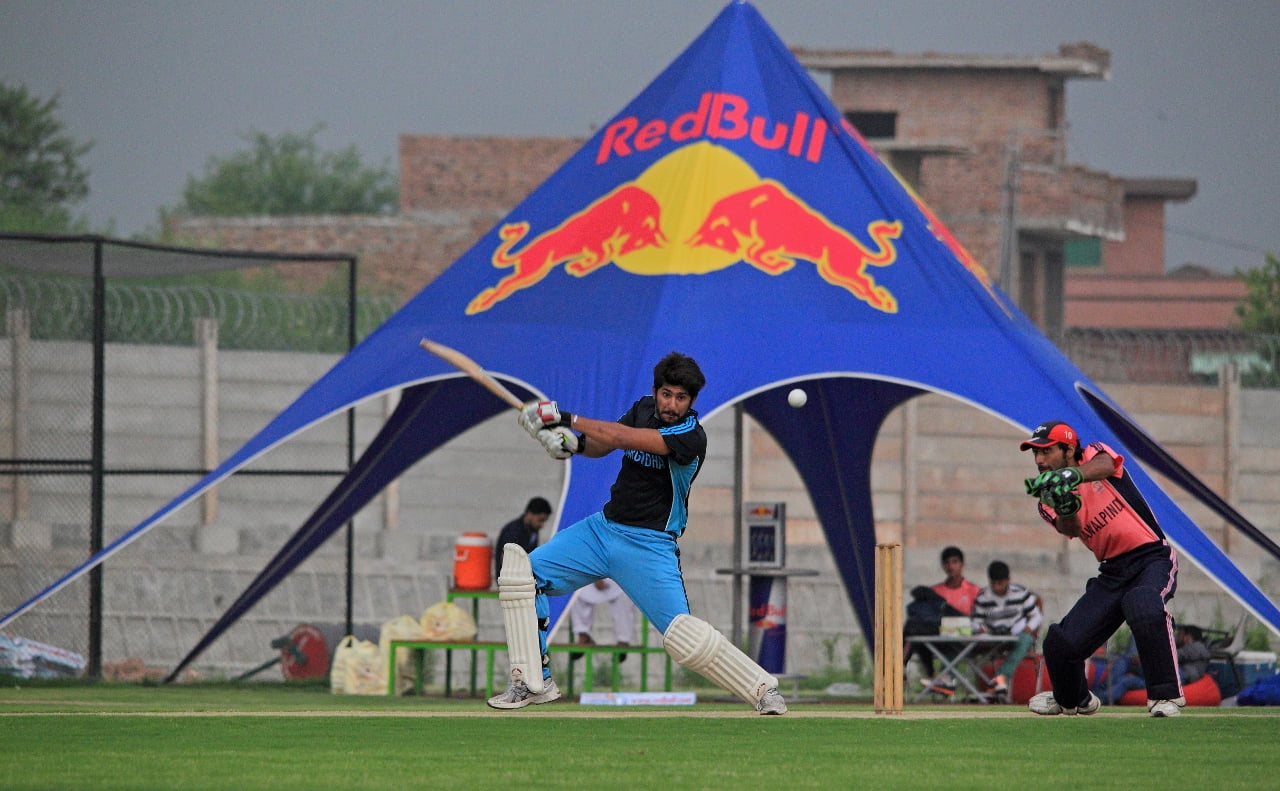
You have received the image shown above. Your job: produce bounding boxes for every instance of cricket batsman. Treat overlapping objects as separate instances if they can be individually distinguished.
[1020,420,1185,717]
[488,351,787,714]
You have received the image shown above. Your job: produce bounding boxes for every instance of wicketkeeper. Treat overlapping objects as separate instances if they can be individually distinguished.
[1020,420,1184,718]
[488,351,787,715]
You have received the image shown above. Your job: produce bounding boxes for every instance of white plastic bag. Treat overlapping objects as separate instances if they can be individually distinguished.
[331,635,383,695]
[420,601,477,641]
[380,614,426,694]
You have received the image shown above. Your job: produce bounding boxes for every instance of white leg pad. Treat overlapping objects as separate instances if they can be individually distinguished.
[497,543,543,693]
[664,614,777,706]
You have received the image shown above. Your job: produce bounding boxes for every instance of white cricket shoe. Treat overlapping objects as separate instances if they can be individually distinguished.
[1147,697,1185,718]
[756,686,788,715]
[1029,690,1100,716]
[487,677,561,710]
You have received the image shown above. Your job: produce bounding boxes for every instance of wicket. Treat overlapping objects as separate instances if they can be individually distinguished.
[874,542,904,713]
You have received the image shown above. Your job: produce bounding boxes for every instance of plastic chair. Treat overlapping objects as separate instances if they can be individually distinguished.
[1206,613,1249,692]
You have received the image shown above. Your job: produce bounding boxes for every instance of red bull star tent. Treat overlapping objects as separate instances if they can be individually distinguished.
[3,1,1277,678]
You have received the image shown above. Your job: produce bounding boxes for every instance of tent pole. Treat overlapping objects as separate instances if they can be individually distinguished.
[731,403,744,646]
[88,238,105,680]
[344,256,357,635]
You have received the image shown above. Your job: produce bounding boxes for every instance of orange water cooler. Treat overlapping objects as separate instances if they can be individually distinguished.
[453,532,493,590]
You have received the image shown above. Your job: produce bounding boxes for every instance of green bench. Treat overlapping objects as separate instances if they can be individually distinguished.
[392,588,673,697]
[387,639,673,698]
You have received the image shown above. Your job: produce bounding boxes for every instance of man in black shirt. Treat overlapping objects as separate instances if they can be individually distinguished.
[488,352,787,715]
[493,497,551,580]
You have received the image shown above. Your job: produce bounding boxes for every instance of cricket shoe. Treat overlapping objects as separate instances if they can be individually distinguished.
[991,674,1009,695]
[487,677,562,710]
[1029,690,1100,716]
[1147,697,1185,718]
[756,686,788,715]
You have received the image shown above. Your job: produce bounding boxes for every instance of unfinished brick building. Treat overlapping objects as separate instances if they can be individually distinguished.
[176,41,1245,353]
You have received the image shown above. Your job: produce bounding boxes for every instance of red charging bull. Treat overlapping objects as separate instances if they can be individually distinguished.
[686,180,901,313]
[467,184,666,314]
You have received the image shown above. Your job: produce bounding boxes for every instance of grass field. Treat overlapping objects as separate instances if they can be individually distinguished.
[3,681,1276,790]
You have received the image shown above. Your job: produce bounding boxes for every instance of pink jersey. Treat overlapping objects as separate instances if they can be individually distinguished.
[932,579,982,615]
[1037,441,1164,561]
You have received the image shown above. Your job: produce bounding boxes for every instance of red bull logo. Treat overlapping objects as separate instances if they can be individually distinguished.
[466,184,666,314]
[685,182,901,312]
[467,141,901,314]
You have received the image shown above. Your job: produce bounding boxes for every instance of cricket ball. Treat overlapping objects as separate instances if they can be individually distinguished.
[788,388,807,408]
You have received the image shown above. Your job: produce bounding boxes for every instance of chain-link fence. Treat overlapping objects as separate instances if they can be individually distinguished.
[0,269,398,351]
[0,234,364,677]
[1062,327,1278,388]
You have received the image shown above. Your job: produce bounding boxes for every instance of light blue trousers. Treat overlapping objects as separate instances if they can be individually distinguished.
[528,512,690,677]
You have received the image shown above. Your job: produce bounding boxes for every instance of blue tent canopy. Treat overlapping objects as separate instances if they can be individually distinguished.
[3,1,1276,679]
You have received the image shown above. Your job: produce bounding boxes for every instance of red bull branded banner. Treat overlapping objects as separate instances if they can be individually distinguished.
[748,575,788,675]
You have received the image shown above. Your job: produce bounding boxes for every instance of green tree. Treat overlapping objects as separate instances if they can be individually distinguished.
[1235,253,1280,334]
[175,125,397,217]
[0,82,93,232]
[1234,253,1280,386]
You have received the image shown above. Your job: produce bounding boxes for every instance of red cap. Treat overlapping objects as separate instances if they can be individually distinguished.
[1020,421,1078,451]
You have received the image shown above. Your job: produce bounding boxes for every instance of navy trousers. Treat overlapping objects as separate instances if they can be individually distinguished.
[1043,541,1181,706]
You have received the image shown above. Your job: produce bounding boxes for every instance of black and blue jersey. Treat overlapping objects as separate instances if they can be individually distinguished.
[601,395,705,536]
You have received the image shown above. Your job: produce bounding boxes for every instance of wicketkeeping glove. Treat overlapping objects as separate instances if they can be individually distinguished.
[1049,489,1082,516]
[1024,467,1083,498]
[519,399,573,438]
[538,427,579,460]
[1043,467,1083,498]
[1024,470,1054,496]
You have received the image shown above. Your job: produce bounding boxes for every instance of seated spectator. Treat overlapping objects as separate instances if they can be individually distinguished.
[913,546,982,696]
[1175,625,1211,685]
[971,560,1042,698]
[1093,624,1211,704]
[1090,635,1144,704]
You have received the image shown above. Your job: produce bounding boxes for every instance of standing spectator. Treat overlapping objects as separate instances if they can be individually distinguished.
[971,560,1042,698]
[570,578,639,661]
[493,497,551,581]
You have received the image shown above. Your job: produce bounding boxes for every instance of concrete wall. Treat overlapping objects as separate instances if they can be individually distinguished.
[1,337,1277,684]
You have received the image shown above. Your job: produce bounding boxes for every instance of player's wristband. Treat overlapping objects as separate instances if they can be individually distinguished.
[573,432,587,454]
[558,412,575,428]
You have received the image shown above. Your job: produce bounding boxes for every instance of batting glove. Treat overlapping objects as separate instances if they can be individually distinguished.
[519,399,570,438]
[538,427,579,460]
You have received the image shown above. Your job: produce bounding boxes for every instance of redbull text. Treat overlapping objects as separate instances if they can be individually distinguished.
[597,92,829,165]
[686,181,902,313]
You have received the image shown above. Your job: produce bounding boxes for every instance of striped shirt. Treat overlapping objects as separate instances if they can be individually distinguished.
[971,582,1042,636]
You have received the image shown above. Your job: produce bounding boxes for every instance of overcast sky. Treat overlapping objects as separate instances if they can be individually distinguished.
[3,0,1276,273]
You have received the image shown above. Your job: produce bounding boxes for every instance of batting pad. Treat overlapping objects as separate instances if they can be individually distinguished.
[663,614,777,706]
[497,544,543,693]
